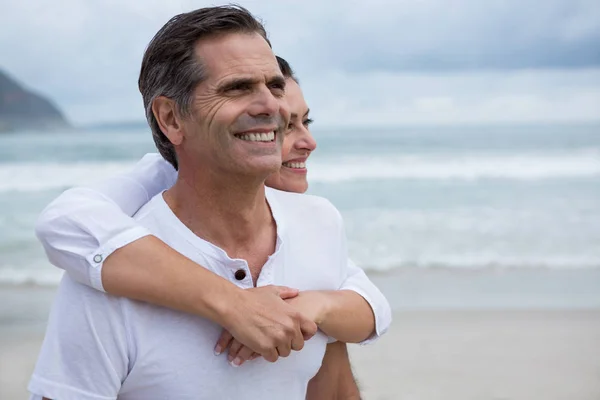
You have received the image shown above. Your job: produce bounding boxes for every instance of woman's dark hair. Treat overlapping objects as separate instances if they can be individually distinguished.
[276,56,298,83]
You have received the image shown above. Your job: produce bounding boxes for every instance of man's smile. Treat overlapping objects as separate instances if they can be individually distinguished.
[234,130,276,142]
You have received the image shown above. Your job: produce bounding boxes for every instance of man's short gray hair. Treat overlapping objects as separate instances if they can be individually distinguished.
[138,5,270,170]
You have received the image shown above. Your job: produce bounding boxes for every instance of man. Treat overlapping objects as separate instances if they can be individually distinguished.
[30,6,372,399]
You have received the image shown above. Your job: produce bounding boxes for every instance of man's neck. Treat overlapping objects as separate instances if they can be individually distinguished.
[163,165,275,255]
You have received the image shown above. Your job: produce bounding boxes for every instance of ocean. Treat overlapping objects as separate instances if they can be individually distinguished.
[1,123,599,286]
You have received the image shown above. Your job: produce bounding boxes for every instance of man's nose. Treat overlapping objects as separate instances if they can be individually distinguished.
[247,86,282,118]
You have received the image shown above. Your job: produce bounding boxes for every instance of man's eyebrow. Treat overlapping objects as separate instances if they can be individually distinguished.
[217,77,259,93]
[216,75,286,93]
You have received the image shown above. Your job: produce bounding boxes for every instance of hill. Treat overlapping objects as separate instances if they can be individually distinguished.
[0,69,70,132]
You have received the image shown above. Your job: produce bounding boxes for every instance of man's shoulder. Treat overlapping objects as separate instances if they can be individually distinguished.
[130,193,178,241]
[53,273,127,321]
[266,187,343,229]
[133,192,166,221]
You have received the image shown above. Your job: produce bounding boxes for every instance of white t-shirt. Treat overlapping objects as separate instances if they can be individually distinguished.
[29,187,349,400]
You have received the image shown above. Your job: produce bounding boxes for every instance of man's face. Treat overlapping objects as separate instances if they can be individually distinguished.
[179,32,289,179]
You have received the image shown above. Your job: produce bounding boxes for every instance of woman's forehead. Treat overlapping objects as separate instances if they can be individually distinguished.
[285,79,308,116]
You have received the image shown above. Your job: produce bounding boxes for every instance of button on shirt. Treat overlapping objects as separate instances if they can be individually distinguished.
[234,269,247,280]
[29,188,350,400]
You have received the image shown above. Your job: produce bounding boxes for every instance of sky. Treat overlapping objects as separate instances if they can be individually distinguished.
[0,0,599,127]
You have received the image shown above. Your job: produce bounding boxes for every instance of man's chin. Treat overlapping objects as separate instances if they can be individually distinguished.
[236,159,282,179]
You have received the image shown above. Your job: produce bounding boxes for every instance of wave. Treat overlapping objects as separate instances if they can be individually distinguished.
[309,150,600,182]
[356,256,600,273]
[0,266,63,286]
[1,150,599,193]
[0,161,137,192]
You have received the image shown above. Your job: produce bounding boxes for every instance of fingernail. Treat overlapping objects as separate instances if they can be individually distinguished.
[214,345,222,356]
[231,357,242,367]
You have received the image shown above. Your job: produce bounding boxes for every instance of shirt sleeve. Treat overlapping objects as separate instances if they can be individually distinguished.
[28,275,130,400]
[331,204,392,345]
[35,153,177,292]
[339,258,392,345]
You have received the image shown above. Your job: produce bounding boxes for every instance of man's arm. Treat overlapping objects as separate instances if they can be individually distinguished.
[306,341,361,400]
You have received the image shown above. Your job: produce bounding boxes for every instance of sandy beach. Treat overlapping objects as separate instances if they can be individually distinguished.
[350,309,600,400]
[2,270,600,400]
[2,308,599,400]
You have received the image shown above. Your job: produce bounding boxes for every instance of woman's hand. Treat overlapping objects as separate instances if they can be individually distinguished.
[215,291,330,366]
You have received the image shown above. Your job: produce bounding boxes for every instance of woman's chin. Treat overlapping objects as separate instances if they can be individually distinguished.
[265,169,309,194]
[275,180,308,194]
[286,180,308,194]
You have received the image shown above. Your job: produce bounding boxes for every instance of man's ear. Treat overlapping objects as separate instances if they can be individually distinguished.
[152,96,184,146]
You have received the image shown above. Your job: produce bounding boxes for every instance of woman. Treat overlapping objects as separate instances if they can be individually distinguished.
[35,56,391,396]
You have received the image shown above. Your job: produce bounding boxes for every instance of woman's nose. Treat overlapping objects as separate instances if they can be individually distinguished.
[295,128,317,153]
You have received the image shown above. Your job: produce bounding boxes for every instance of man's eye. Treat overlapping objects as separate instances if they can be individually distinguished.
[269,82,286,96]
[286,123,294,132]
[228,83,251,92]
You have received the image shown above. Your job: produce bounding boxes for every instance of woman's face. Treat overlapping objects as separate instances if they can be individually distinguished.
[265,78,316,194]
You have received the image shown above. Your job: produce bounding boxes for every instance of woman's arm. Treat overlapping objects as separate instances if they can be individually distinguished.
[217,259,392,365]
[285,260,392,345]
[300,257,391,345]
[315,211,392,344]
[322,259,392,344]
[217,210,391,364]
[35,153,316,362]
[35,153,175,290]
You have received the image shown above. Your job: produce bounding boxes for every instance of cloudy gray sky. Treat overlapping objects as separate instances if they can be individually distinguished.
[1,0,599,126]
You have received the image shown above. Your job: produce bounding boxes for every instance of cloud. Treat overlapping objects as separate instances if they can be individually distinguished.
[266,0,600,73]
[302,68,600,126]
[0,0,598,125]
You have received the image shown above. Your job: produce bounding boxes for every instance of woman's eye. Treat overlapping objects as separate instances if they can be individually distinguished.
[303,118,314,127]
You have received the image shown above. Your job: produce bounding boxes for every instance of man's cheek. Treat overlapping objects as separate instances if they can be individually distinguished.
[278,98,291,124]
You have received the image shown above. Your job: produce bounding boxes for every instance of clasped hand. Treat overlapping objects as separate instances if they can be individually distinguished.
[214,286,325,367]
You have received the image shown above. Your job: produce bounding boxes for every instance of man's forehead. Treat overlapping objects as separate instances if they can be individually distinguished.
[194,32,280,80]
